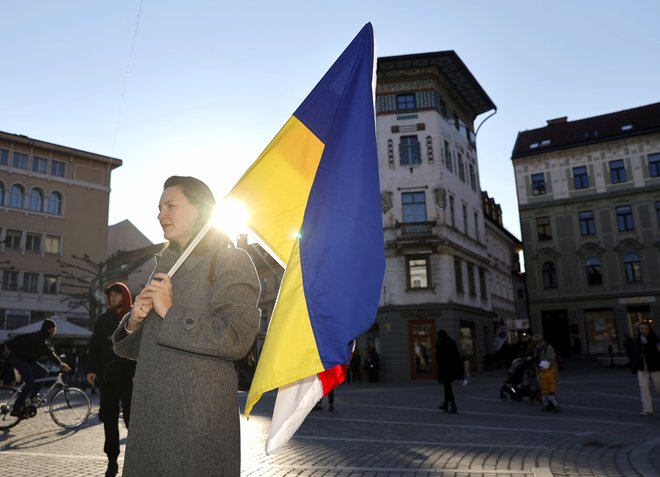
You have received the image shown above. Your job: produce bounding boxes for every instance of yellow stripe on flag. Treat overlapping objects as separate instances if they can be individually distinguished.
[229,116,324,265]
[245,239,324,416]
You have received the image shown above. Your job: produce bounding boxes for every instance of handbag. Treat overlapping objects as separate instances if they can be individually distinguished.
[209,246,258,392]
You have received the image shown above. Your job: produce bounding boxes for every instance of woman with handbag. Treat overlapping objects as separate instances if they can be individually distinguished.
[112,176,261,476]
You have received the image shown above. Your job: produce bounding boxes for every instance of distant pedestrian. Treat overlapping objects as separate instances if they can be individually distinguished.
[364,347,381,382]
[348,348,362,383]
[312,390,335,412]
[630,321,660,416]
[538,360,560,412]
[435,330,464,414]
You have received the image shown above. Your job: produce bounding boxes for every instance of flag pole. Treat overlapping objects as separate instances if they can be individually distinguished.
[165,219,215,278]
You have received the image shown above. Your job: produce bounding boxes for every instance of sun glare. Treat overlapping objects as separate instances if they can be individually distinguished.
[213,198,250,240]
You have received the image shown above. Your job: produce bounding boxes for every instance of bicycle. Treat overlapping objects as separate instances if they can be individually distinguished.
[0,372,91,430]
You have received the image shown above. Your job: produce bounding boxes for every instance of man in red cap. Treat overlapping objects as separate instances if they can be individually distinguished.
[87,282,136,477]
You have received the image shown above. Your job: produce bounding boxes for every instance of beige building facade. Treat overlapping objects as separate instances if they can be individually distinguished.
[512,103,660,357]
[0,131,121,337]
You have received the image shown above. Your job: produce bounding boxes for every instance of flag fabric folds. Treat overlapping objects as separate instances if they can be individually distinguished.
[228,22,384,454]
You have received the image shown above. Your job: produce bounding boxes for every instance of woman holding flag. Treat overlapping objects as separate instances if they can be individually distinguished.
[112,176,261,476]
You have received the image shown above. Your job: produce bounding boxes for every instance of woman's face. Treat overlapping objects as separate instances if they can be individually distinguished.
[158,185,200,248]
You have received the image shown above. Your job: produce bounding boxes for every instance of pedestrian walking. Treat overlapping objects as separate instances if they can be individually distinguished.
[348,348,362,383]
[112,176,261,477]
[435,329,464,414]
[538,360,560,412]
[364,347,381,382]
[630,321,660,416]
[87,282,136,477]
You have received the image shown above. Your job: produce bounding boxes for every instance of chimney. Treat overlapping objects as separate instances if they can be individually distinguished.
[546,117,567,125]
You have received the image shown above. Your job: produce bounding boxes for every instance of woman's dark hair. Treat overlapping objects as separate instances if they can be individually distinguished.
[163,176,230,253]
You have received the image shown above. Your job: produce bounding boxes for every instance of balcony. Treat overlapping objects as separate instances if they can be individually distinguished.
[399,221,436,235]
[389,220,440,251]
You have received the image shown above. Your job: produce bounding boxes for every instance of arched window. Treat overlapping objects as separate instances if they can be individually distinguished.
[28,187,45,212]
[542,261,558,289]
[624,253,642,283]
[0,181,5,206]
[9,184,25,209]
[585,257,602,286]
[47,191,63,215]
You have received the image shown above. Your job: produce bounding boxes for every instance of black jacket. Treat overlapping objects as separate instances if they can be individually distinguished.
[631,329,660,373]
[7,330,62,365]
[435,332,464,382]
[88,310,136,382]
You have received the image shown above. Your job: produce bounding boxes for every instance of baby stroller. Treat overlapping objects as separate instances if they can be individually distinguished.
[499,357,535,401]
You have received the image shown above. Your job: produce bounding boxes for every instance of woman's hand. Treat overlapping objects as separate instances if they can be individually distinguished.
[141,273,173,319]
[127,291,154,332]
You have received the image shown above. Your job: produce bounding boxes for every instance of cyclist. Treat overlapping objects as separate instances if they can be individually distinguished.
[6,319,70,417]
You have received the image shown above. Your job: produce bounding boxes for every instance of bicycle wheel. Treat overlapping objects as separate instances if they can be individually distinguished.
[49,387,91,429]
[0,386,21,430]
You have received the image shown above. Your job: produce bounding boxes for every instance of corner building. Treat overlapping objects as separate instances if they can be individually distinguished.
[374,52,518,381]
[512,103,660,357]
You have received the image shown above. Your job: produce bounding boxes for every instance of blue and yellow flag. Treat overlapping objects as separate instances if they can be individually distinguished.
[228,23,384,453]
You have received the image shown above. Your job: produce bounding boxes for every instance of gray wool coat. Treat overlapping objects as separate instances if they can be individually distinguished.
[112,240,261,477]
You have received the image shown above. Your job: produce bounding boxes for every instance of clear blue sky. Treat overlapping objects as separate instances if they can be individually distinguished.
[2,1,659,245]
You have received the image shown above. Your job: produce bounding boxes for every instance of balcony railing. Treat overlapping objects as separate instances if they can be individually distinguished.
[397,221,437,236]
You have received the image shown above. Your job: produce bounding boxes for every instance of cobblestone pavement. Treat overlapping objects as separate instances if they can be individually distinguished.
[1,358,659,476]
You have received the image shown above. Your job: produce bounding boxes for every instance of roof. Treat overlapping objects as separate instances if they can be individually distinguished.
[377,51,496,120]
[6,316,92,340]
[511,102,660,159]
[0,130,122,168]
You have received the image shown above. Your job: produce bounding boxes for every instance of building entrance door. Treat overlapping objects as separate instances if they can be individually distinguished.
[408,320,436,380]
[541,309,571,358]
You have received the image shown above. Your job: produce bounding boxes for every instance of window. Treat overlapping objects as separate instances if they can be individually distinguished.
[48,191,63,215]
[648,153,660,177]
[624,253,642,283]
[449,195,455,227]
[542,262,558,289]
[454,258,464,293]
[462,204,468,234]
[616,205,634,231]
[536,216,552,241]
[32,156,48,174]
[656,201,660,226]
[2,270,19,291]
[609,159,627,183]
[23,272,39,293]
[43,274,58,294]
[402,192,427,223]
[585,257,602,286]
[407,256,429,289]
[579,211,596,236]
[13,152,29,169]
[25,232,41,252]
[531,173,546,195]
[458,154,465,182]
[45,235,61,254]
[9,184,25,208]
[0,148,8,166]
[453,113,460,130]
[0,181,4,205]
[28,188,44,212]
[469,164,476,191]
[443,140,452,172]
[4,229,22,249]
[51,160,66,177]
[479,268,487,298]
[573,166,589,189]
[440,99,447,118]
[473,212,479,240]
[399,136,421,166]
[467,263,476,296]
[396,93,416,111]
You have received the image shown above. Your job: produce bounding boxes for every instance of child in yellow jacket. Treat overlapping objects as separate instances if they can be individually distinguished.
[538,360,560,412]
